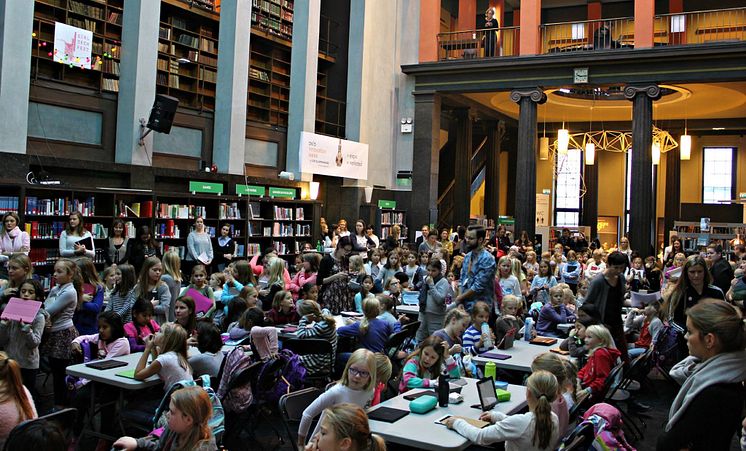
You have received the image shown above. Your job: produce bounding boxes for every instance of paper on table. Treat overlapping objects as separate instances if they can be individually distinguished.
[184,288,213,314]
[437,415,489,429]
[0,298,42,323]
[116,369,137,379]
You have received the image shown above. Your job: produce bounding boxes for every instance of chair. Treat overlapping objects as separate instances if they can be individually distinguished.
[401,320,421,336]
[603,359,647,441]
[568,388,592,425]
[282,338,335,387]
[557,420,595,451]
[279,387,322,446]
[3,408,78,451]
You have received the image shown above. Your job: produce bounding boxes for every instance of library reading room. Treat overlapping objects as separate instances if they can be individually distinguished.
[0,0,745,450]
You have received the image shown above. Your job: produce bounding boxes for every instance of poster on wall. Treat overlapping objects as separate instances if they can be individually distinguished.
[536,193,550,226]
[299,131,369,180]
[53,22,93,69]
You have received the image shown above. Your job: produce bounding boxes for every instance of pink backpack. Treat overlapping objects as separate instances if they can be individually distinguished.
[217,347,255,413]
[582,403,636,451]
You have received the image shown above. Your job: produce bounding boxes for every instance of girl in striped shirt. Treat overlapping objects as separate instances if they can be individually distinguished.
[399,335,460,393]
[296,300,337,377]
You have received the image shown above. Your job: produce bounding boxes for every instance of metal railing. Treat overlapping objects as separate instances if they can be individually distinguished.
[437,27,519,61]
[541,17,634,54]
[655,7,746,47]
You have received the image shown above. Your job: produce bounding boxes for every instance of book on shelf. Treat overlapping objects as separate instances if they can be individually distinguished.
[273,206,293,220]
[236,244,247,257]
[25,196,95,216]
[159,26,171,40]
[156,220,180,239]
[172,16,188,30]
[162,244,186,260]
[295,207,304,220]
[199,37,217,53]
[273,222,293,237]
[246,243,260,256]
[380,211,405,225]
[0,196,19,213]
[197,54,218,66]
[86,223,108,239]
[124,221,135,239]
[69,0,105,19]
[102,78,119,92]
[219,202,241,219]
[263,226,272,237]
[176,33,199,49]
[294,224,310,236]
[157,203,206,219]
[107,11,122,25]
[117,200,153,218]
[29,248,60,267]
[248,202,262,219]
[25,221,66,239]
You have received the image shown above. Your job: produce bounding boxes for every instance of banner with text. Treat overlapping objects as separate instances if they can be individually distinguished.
[54,22,93,69]
[299,131,369,180]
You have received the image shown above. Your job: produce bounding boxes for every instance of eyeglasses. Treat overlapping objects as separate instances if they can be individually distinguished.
[348,367,370,378]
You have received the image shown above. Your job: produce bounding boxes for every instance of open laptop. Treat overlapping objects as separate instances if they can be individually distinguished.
[471,376,499,411]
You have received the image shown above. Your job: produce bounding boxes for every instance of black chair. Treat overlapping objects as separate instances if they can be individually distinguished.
[279,387,322,446]
[3,408,78,451]
[401,320,421,336]
[282,338,335,387]
[557,420,595,451]
[568,388,592,425]
[603,360,646,441]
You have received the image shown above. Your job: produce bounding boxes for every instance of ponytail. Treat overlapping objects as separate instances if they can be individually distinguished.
[0,353,35,421]
[359,297,380,337]
[527,370,558,449]
[369,434,386,451]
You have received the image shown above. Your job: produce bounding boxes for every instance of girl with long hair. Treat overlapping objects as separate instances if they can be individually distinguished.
[578,325,621,403]
[105,263,137,323]
[136,256,171,325]
[173,296,197,339]
[661,255,724,330]
[127,225,161,274]
[0,254,33,303]
[289,252,320,300]
[296,300,337,376]
[337,297,394,353]
[0,212,30,265]
[0,353,37,447]
[73,257,105,335]
[124,298,160,353]
[161,250,183,323]
[306,403,386,451]
[134,323,192,390]
[398,335,460,393]
[259,257,287,311]
[104,218,129,265]
[180,264,214,318]
[59,211,94,259]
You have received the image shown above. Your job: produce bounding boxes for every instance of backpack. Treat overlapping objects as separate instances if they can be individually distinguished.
[65,340,96,393]
[577,403,636,451]
[255,349,306,405]
[653,319,684,369]
[153,374,225,440]
[217,346,256,413]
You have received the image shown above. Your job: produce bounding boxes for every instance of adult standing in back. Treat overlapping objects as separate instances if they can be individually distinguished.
[317,236,354,314]
[456,225,496,312]
[127,225,161,274]
[185,216,213,279]
[706,243,733,295]
[583,251,629,361]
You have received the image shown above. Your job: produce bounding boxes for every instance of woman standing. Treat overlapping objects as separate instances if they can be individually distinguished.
[383,224,401,253]
[661,255,724,331]
[617,236,633,262]
[439,228,453,257]
[212,223,237,272]
[185,217,213,279]
[127,225,161,274]
[657,300,746,450]
[0,212,29,265]
[352,220,375,257]
[104,218,129,266]
[514,230,533,254]
[483,7,499,57]
[317,236,354,314]
[59,211,94,259]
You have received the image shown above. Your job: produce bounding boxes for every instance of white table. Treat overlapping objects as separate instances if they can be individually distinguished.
[472,338,561,373]
[368,379,527,451]
[276,315,347,340]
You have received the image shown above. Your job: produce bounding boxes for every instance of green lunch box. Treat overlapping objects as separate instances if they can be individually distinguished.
[409,394,438,413]
[496,388,511,402]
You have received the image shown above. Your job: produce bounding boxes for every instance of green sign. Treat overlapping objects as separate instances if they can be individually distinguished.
[498,216,515,225]
[378,200,396,209]
[236,184,265,196]
[189,181,223,194]
[396,177,412,187]
[269,187,296,199]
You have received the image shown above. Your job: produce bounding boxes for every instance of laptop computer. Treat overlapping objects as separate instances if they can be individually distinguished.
[473,376,499,411]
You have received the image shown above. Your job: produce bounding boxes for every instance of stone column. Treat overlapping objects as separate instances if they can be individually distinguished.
[510,88,546,239]
[213,0,251,175]
[453,109,473,229]
[484,121,503,222]
[411,92,441,241]
[624,84,660,257]
[115,0,161,165]
[664,146,681,237]
[285,0,321,178]
[0,0,34,154]
[582,160,599,239]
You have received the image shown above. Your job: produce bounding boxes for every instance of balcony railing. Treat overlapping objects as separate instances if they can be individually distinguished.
[437,27,519,61]
[655,7,746,46]
[541,17,635,54]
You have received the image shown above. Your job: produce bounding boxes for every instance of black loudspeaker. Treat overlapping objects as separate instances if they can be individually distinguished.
[146,94,179,134]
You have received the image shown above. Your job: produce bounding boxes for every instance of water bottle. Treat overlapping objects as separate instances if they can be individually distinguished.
[437,370,449,407]
[524,318,533,342]
[316,240,323,252]
[481,323,493,349]
[484,361,497,381]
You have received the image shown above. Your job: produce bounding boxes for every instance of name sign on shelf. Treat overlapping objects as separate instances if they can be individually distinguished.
[269,187,296,199]
[189,181,223,194]
[299,131,369,180]
[378,200,396,209]
[236,184,265,196]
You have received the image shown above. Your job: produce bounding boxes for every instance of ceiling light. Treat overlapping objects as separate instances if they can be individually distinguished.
[680,134,691,160]
[585,142,595,165]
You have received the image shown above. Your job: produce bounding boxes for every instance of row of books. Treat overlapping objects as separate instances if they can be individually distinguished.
[67,17,97,33]
[69,1,105,20]
[116,201,154,218]
[249,68,270,82]
[219,203,242,220]
[102,60,119,76]
[246,243,261,256]
[155,220,181,239]
[272,241,300,255]
[176,33,199,49]
[380,212,405,225]
[157,203,207,220]
[25,197,95,216]
[200,38,216,53]
[381,226,409,240]
[102,78,119,92]
[107,11,122,25]
[29,247,107,268]
[273,206,294,220]
[159,27,171,40]
[200,67,217,83]
[24,222,108,239]
[198,53,218,67]
[0,197,19,213]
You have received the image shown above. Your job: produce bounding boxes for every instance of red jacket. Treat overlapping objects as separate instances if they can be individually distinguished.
[578,346,621,399]
[634,320,653,348]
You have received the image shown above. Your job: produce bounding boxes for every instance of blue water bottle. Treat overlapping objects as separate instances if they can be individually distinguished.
[524,318,533,342]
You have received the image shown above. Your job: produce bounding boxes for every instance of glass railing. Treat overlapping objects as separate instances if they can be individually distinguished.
[541,17,635,54]
[436,27,519,61]
[655,7,746,46]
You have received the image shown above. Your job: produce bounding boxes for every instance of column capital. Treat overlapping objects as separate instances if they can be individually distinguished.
[623,84,661,100]
[510,88,547,104]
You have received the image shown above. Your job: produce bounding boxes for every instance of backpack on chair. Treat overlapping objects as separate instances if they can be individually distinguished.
[255,349,306,405]
[152,374,225,442]
[217,346,256,414]
[580,403,636,451]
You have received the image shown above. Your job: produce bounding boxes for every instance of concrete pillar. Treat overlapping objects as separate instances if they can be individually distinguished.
[0,1,34,154]
[453,109,473,228]
[419,0,440,62]
[213,0,251,175]
[115,0,161,166]
[624,84,660,257]
[458,0,476,30]
[582,160,599,239]
[286,0,321,178]
[510,88,546,239]
[484,121,503,222]
[411,92,441,240]
[519,0,541,55]
[664,147,681,237]
[634,0,655,49]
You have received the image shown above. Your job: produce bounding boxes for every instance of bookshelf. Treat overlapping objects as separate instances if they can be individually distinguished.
[247,39,290,126]
[377,208,408,244]
[547,226,592,252]
[316,70,345,138]
[31,0,124,93]
[672,221,746,256]
[158,1,219,111]
[251,0,294,41]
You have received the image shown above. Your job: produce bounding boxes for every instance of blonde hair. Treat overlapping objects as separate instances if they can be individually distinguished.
[359,297,380,336]
[497,256,512,276]
[560,358,580,403]
[501,295,521,315]
[169,386,213,450]
[266,257,285,287]
[162,250,183,283]
[348,254,364,272]
[321,403,386,451]
[444,307,470,326]
[548,285,564,299]
[158,323,190,372]
[526,370,558,449]
[585,325,615,354]
[531,352,567,388]
[374,353,392,387]
[339,349,377,390]
[298,300,336,331]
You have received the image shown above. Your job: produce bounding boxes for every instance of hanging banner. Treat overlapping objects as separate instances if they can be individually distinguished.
[299,131,369,180]
[54,22,93,69]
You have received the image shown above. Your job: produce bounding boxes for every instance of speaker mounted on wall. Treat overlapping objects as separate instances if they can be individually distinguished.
[139,94,180,146]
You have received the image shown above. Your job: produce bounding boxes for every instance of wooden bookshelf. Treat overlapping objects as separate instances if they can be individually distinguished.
[247,39,290,127]
[316,70,345,138]
[377,208,408,244]
[31,0,124,93]
[157,2,219,111]
[251,0,293,41]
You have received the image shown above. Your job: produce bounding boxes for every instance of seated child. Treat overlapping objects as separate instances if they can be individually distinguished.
[462,301,495,356]
[265,290,299,325]
[227,307,265,341]
[399,336,460,393]
[494,295,526,346]
[124,298,161,353]
[188,322,224,378]
[578,325,621,403]
[536,286,576,338]
[627,301,663,359]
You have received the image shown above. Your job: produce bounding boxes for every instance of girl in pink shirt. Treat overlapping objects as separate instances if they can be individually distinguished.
[0,352,37,448]
[124,298,161,352]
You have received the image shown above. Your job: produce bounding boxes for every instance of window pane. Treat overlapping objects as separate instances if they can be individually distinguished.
[571,23,585,40]
[556,212,579,227]
[555,149,581,209]
[703,147,733,204]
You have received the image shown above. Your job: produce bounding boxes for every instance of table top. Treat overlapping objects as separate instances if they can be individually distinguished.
[472,338,562,373]
[396,304,420,316]
[66,352,162,390]
[368,379,527,451]
[276,315,347,340]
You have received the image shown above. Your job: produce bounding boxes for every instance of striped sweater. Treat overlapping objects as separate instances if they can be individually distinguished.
[296,316,337,376]
[462,324,490,356]
[105,287,136,324]
[399,355,459,393]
